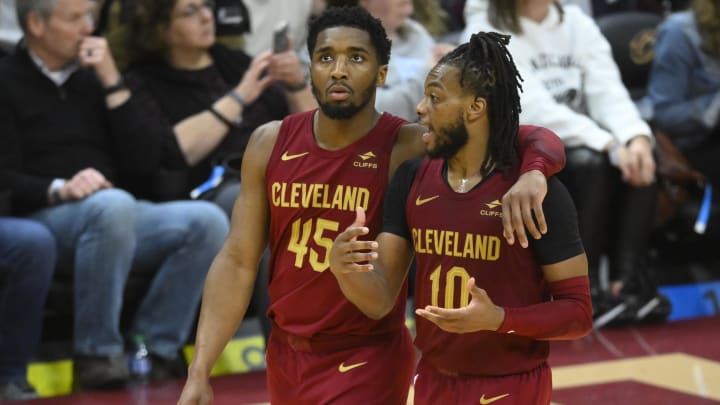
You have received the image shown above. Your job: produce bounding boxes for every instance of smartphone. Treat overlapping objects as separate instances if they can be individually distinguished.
[272,21,290,53]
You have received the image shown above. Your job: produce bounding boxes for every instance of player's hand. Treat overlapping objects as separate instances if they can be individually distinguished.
[60,168,113,201]
[415,277,504,333]
[177,377,213,405]
[501,169,547,248]
[329,207,379,275]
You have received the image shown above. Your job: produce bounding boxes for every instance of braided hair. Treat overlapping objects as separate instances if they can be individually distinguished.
[437,32,523,174]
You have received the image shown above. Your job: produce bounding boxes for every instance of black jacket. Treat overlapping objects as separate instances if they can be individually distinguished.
[0,47,172,214]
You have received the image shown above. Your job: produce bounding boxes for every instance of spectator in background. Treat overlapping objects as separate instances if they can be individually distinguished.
[462,0,669,325]
[123,0,317,345]
[646,0,720,187]
[0,216,55,401]
[0,0,229,390]
[124,0,315,213]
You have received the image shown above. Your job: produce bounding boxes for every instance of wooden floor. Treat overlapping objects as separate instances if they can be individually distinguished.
[13,316,720,405]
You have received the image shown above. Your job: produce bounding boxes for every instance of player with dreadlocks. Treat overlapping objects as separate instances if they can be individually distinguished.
[330,31,592,404]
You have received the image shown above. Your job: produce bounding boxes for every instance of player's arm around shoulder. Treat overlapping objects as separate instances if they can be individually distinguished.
[502,125,567,249]
[179,121,281,405]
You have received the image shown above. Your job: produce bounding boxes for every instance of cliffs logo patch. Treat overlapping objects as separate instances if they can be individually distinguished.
[354,151,378,169]
[481,200,502,218]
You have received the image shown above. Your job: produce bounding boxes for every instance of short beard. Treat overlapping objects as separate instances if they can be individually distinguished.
[312,81,375,120]
[427,116,469,160]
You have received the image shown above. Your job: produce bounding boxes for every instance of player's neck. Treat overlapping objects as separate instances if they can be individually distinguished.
[313,108,381,150]
[445,137,490,193]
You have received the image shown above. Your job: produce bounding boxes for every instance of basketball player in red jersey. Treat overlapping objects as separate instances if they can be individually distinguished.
[329,32,592,404]
[178,7,568,405]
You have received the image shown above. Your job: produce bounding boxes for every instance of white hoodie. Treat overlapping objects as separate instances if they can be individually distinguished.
[461,3,652,151]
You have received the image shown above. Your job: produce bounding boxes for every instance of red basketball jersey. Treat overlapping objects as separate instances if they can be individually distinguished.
[408,158,549,376]
[265,110,408,338]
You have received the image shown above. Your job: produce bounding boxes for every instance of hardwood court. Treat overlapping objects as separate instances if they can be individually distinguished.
[13,316,720,405]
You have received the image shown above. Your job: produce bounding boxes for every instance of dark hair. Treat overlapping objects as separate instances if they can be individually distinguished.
[125,0,178,65]
[307,6,392,65]
[437,32,523,174]
[488,0,563,34]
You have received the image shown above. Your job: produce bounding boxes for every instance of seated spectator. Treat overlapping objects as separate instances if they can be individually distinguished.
[646,0,720,188]
[122,0,316,346]
[0,0,229,390]
[123,0,314,213]
[462,0,669,324]
[0,217,55,401]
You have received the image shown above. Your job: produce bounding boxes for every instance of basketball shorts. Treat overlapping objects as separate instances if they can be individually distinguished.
[413,358,552,405]
[266,327,415,404]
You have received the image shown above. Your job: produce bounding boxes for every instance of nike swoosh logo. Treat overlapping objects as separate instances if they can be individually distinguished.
[479,393,510,404]
[338,361,368,373]
[281,151,309,161]
[415,195,440,206]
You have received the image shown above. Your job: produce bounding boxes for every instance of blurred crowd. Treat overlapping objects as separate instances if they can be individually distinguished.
[0,0,715,401]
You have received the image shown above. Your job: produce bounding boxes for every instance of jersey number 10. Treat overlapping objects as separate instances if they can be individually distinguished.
[429,265,472,309]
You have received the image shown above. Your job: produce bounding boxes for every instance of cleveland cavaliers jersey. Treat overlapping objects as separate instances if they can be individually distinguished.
[384,153,583,376]
[265,109,408,338]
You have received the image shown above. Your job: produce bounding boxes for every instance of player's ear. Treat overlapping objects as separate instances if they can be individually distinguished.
[466,96,487,121]
[376,65,388,87]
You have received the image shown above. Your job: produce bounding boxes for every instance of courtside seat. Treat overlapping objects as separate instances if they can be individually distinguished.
[598,11,720,284]
[596,11,662,100]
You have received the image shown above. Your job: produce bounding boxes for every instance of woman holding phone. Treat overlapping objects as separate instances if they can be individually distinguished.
[121,0,315,347]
